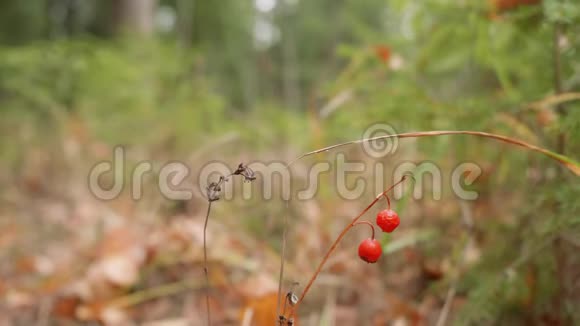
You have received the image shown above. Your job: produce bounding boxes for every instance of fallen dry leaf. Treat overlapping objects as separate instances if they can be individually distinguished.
[239,292,281,326]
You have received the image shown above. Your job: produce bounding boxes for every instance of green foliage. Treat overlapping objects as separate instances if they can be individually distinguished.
[0,40,227,150]
[544,0,580,24]
[0,1,47,44]
[0,0,579,324]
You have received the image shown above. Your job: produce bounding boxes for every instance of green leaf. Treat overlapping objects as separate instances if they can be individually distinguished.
[544,0,580,24]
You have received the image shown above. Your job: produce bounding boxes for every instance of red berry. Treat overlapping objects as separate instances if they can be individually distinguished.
[358,238,382,263]
[376,209,400,233]
[374,45,391,63]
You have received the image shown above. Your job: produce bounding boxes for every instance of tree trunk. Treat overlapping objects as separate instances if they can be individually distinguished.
[114,0,157,37]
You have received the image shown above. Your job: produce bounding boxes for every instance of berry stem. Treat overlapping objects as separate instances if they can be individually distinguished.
[383,193,391,210]
[353,220,376,240]
[287,176,409,319]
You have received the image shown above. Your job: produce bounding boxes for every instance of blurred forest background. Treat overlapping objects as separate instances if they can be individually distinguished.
[1,0,579,325]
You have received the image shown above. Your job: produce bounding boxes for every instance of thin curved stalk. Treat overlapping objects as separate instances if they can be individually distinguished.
[287,177,409,319]
[203,201,212,326]
[275,199,290,323]
[288,130,580,175]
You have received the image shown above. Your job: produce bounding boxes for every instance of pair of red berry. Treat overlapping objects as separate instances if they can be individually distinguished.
[358,209,400,263]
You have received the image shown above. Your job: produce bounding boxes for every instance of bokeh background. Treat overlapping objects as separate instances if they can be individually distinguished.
[1,0,579,325]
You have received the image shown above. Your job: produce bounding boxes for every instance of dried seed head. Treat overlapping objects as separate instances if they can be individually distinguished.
[278,315,286,323]
[286,292,298,306]
[206,182,221,202]
[233,163,256,182]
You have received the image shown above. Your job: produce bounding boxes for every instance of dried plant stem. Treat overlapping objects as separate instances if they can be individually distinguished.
[287,176,409,319]
[202,170,240,326]
[275,200,290,322]
[288,131,580,175]
[203,201,212,326]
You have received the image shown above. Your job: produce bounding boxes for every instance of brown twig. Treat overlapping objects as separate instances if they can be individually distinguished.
[276,200,290,322]
[203,201,212,326]
[286,176,410,320]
